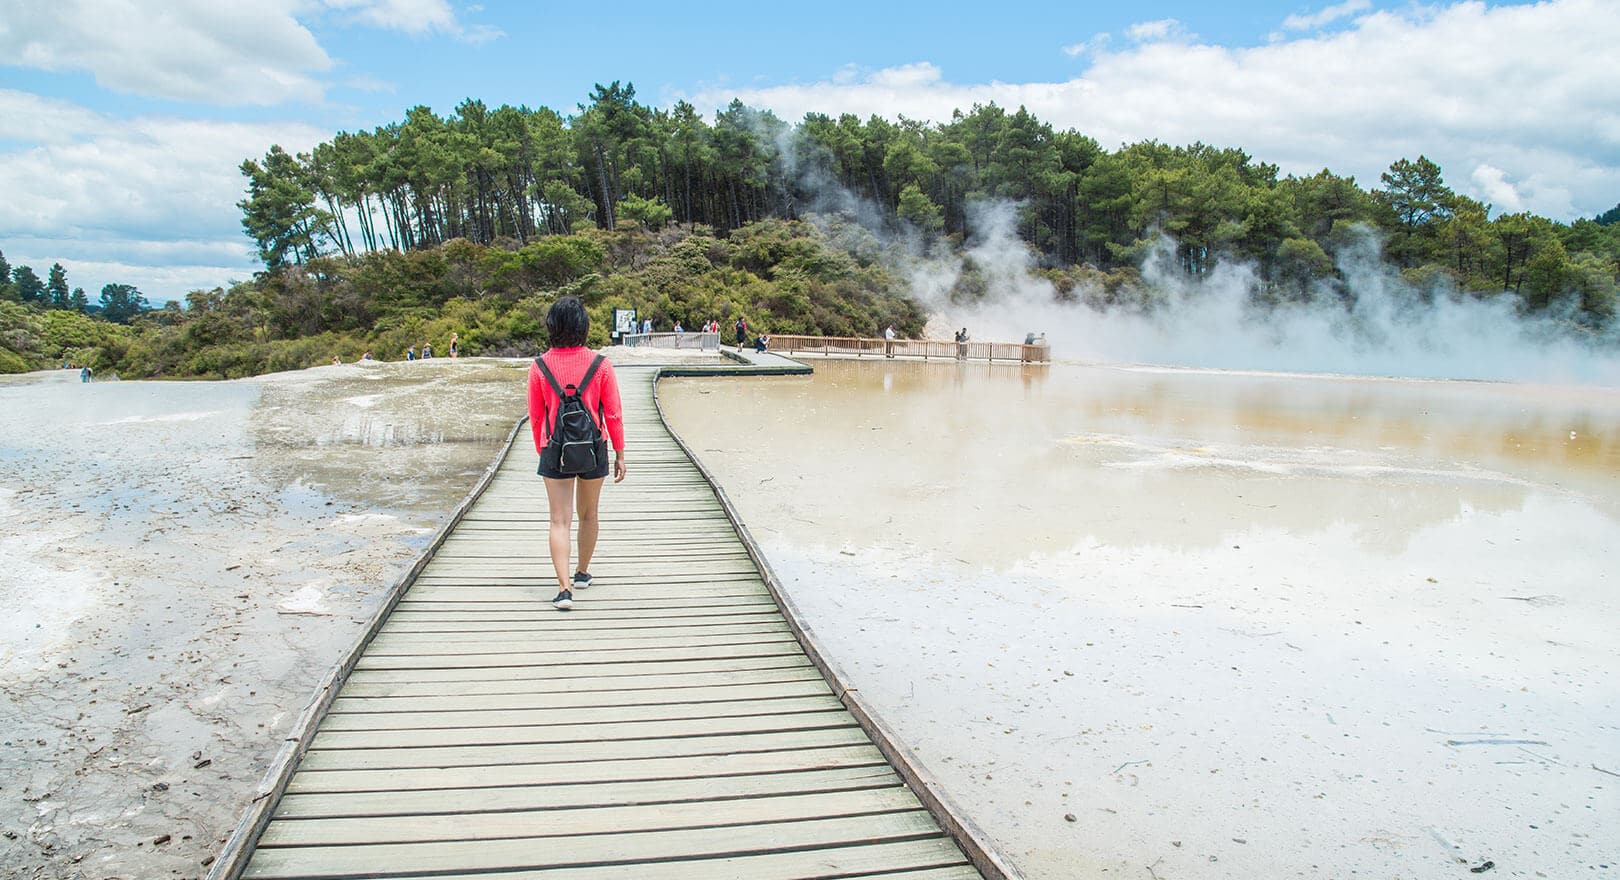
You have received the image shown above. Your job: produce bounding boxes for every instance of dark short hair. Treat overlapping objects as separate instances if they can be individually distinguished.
[546,296,589,348]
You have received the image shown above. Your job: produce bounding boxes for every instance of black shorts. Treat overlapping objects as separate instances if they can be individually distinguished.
[538,459,609,480]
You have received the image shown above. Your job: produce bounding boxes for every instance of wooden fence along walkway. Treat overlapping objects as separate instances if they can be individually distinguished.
[766,334,1049,363]
[219,362,1013,880]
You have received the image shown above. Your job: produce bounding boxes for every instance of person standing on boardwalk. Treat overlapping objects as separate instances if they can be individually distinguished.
[733,316,747,347]
[884,324,896,357]
[529,296,626,611]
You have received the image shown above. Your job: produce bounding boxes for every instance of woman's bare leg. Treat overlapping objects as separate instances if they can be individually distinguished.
[543,477,576,593]
[574,476,606,575]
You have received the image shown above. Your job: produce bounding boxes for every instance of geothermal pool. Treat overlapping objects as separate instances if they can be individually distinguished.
[660,358,1620,879]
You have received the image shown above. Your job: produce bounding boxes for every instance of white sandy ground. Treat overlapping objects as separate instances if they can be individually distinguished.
[659,358,1620,880]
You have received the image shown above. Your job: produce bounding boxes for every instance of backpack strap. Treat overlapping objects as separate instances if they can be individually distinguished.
[576,354,605,395]
[534,357,566,397]
[535,354,605,398]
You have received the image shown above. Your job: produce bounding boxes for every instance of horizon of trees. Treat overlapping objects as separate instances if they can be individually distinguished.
[235,83,1620,326]
[0,249,150,322]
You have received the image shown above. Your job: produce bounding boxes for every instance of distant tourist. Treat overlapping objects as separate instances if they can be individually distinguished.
[754,334,769,353]
[331,355,342,365]
[1024,331,1037,345]
[406,346,417,361]
[448,333,459,358]
[884,324,896,357]
[360,351,374,361]
[80,366,92,382]
[529,295,626,612]
[734,316,748,347]
[673,321,684,333]
[641,318,653,335]
[423,342,433,358]
[955,327,970,360]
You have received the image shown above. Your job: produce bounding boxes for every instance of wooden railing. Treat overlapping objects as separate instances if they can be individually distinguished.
[764,334,1050,363]
[618,331,721,351]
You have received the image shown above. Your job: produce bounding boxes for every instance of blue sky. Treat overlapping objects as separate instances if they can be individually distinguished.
[1,0,1616,304]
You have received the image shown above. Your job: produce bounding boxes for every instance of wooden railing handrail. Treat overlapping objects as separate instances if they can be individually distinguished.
[761,333,1049,363]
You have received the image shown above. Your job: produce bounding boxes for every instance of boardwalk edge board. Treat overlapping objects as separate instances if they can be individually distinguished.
[207,419,528,880]
[652,356,1025,880]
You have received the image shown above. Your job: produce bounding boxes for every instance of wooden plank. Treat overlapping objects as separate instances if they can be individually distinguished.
[289,740,886,791]
[310,707,860,749]
[260,787,925,846]
[353,640,805,671]
[241,811,943,878]
[296,727,873,773]
[346,654,815,683]
[337,664,822,698]
[320,694,843,731]
[399,840,973,880]
[329,677,831,713]
[362,630,794,655]
[275,765,898,817]
[377,612,788,634]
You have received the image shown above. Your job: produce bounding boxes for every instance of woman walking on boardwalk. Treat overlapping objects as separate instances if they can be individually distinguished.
[528,296,626,610]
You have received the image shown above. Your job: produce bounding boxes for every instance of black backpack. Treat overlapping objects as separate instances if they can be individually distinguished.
[535,355,608,475]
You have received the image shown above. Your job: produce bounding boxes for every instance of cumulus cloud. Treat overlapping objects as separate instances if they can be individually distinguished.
[689,0,1620,220]
[0,0,331,105]
[0,89,328,302]
[0,0,499,106]
[1470,164,1525,212]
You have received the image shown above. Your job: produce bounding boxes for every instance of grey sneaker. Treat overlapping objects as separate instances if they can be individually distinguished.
[551,589,573,610]
[571,572,593,591]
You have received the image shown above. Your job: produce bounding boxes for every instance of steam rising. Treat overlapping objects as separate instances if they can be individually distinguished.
[898,201,1620,386]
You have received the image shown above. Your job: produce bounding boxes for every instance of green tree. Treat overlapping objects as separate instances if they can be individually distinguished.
[239,145,331,269]
[98,283,148,323]
[0,250,14,302]
[618,194,674,230]
[13,265,45,304]
[70,286,89,312]
[896,183,944,233]
[1373,156,1453,267]
[46,263,70,309]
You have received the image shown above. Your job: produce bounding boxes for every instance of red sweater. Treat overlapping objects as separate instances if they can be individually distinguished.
[527,348,625,454]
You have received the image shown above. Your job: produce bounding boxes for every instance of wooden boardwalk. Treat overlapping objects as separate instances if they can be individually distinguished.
[225,364,1006,880]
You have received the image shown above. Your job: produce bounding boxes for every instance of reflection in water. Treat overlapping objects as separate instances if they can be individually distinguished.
[665,359,1619,563]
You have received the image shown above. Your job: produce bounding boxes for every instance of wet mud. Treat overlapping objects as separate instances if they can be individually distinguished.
[660,358,1620,880]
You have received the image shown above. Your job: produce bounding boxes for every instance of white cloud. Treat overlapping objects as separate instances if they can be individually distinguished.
[689,0,1619,220]
[1470,164,1525,212]
[0,91,328,302]
[0,0,500,106]
[320,0,503,43]
[0,0,331,105]
[1126,18,1190,42]
[1282,0,1372,31]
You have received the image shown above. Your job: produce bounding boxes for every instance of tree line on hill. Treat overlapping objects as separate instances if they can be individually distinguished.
[238,83,1619,324]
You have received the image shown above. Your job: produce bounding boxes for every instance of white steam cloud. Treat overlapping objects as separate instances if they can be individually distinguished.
[897,201,1620,386]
